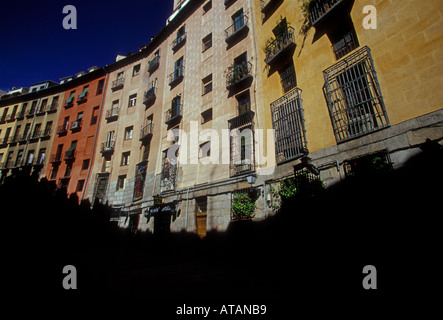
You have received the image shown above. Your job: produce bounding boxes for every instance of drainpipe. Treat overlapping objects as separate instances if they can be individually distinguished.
[81,72,109,202]
[263,182,267,219]
[185,187,190,231]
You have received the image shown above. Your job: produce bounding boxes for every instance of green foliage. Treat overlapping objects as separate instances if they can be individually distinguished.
[232,192,256,219]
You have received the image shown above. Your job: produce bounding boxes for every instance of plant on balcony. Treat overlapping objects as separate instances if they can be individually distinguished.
[232,192,255,220]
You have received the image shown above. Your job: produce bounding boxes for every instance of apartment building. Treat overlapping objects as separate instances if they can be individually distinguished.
[85,48,163,231]
[45,69,107,198]
[0,83,64,183]
[84,0,266,236]
[253,0,443,190]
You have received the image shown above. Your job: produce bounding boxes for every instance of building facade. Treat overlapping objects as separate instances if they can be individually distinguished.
[253,0,443,192]
[1,0,442,238]
[45,69,107,198]
[0,83,64,183]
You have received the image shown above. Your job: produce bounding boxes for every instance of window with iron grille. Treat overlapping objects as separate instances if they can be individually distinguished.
[271,87,307,165]
[323,46,389,143]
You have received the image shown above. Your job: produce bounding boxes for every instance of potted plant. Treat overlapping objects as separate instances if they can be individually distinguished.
[232,192,255,220]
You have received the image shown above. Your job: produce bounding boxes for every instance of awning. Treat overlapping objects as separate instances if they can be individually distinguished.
[66,92,75,103]
[65,142,77,157]
[148,202,176,216]
[78,86,89,99]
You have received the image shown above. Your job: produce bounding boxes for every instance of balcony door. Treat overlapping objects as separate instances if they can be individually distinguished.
[195,197,207,239]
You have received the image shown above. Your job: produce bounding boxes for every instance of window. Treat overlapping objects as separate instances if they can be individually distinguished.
[37,148,46,165]
[78,86,89,101]
[124,126,133,140]
[236,91,251,115]
[199,141,211,158]
[116,175,126,191]
[202,74,213,95]
[76,180,85,192]
[232,9,245,32]
[203,0,212,14]
[91,106,99,125]
[128,94,137,107]
[132,64,141,76]
[43,121,52,136]
[121,152,130,166]
[175,57,184,78]
[279,63,297,94]
[201,108,213,124]
[271,87,307,164]
[82,159,90,171]
[202,33,212,52]
[96,79,105,95]
[26,150,35,165]
[323,46,389,143]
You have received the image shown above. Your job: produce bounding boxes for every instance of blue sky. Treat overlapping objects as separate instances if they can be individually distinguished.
[0,0,173,91]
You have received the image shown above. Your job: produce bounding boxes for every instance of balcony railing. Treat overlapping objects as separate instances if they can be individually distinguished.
[230,161,255,177]
[5,113,16,122]
[46,101,58,113]
[148,55,160,72]
[225,14,249,42]
[228,109,254,130]
[172,33,187,51]
[111,78,125,91]
[50,154,62,163]
[105,108,119,121]
[309,0,344,26]
[140,123,154,142]
[57,125,68,135]
[143,87,157,106]
[70,119,82,131]
[260,0,277,13]
[100,141,115,153]
[15,110,25,120]
[165,103,182,125]
[226,61,252,90]
[264,27,296,65]
[40,128,52,139]
[169,66,184,86]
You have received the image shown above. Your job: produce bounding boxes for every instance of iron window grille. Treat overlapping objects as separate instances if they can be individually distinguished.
[271,87,308,165]
[323,46,389,143]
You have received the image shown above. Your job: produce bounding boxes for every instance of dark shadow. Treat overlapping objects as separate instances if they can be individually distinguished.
[1,139,441,316]
[261,0,284,24]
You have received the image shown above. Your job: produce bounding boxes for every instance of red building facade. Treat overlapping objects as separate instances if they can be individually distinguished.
[46,70,107,199]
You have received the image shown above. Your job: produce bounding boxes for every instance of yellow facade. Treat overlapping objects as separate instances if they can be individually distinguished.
[254,0,443,173]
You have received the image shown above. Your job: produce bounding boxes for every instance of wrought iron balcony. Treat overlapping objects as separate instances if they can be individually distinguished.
[225,14,249,42]
[57,125,68,135]
[226,61,252,90]
[264,27,296,65]
[8,136,17,145]
[165,103,182,125]
[143,87,157,106]
[148,55,160,72]
[228,109,254,130]
[100,141,115,154]
[50,154,62,163]
[41,129,52,139]
[260,0,278,13]
[46,101,58,113]
[105,107,119,121]
[26,109,36,117]
[309,0,344,26]
[5,113,16,122]
[111,78,125,91]
[139,123,154,142]
[70,119,82,131]
[230,161,255,177]
[15,110,25,120]
[172,33,187,51]
[169,66,184,86]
